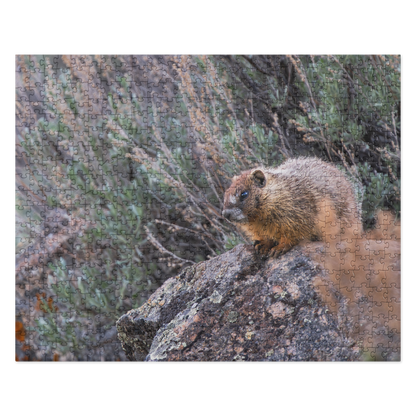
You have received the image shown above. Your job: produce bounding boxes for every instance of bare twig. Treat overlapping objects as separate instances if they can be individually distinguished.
[144,225,195,265]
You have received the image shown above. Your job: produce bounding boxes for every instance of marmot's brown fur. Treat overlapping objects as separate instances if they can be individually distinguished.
[222,157,362,256]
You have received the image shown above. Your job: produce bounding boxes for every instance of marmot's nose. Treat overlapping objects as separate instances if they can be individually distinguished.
[222,209,232,220]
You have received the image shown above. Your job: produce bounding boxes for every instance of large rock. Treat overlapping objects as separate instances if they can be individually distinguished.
[116,244,361,361]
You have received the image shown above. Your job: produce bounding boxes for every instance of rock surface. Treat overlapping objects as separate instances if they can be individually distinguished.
[116,244,361,361]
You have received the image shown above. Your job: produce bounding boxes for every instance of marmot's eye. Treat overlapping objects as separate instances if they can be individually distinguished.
[240,191,249,200]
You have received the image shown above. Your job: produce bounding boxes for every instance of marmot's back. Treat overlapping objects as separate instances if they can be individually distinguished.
[270,157,361,226]
[222,157,362,256]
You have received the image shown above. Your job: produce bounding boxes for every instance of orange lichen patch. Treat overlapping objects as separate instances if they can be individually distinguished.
[16,321,25,342]
[35,293,58,313]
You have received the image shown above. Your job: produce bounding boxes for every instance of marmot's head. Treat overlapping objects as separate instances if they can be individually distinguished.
[222,168,267,223]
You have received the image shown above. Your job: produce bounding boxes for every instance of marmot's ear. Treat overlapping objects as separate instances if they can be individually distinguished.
[251,169,266,187]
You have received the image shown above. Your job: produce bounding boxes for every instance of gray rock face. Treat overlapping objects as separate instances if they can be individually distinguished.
[116,244,361,361]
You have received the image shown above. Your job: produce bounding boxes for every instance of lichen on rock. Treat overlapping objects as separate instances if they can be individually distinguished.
[117,243,366,361]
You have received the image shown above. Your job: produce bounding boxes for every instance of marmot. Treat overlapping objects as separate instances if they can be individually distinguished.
[222,157,362,256]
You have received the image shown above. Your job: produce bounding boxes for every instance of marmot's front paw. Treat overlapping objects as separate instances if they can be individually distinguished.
[268,237,294,257]
[268,245,289,258]
[253,240,277,257]
[254,237,294,258]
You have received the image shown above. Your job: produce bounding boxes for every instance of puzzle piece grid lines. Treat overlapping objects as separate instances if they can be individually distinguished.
[15,55,400,361]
